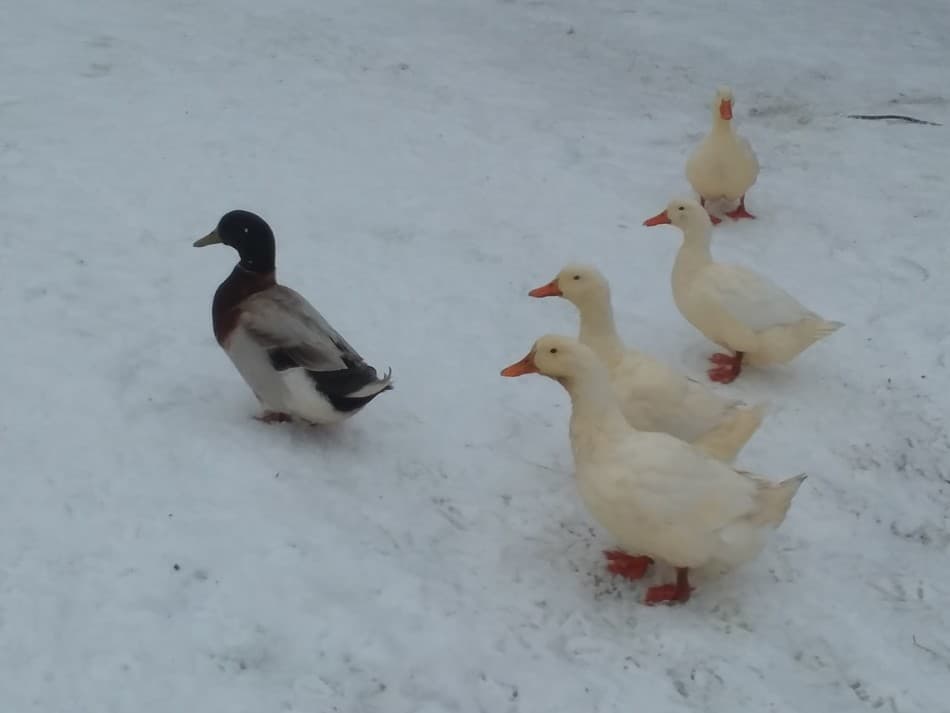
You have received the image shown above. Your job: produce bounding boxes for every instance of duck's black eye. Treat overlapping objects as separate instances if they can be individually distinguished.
[549,348,558,354]
[573,275,580,280]
[677,206,685,211]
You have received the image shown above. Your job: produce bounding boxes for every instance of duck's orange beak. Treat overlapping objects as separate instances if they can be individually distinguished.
[529,279,562,298]
[720,99,733,120]
[643,210,671,227]
[501,351,539,377]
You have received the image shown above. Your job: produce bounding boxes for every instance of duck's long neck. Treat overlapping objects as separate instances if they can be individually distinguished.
[710,113,735,140]
[562,369,631,455]
[576,294,625,366]
[672,225,713,293]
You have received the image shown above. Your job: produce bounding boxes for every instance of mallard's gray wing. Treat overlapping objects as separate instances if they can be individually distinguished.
[238,286,372,374]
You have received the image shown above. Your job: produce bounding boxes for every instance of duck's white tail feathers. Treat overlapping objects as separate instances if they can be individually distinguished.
[750,473,807,527]
[817,320,845,337]
[348,367,394,398]
[805,319,845,349]
[694,402,766,462]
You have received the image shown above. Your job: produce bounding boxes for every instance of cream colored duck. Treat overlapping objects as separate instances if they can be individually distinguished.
[528,264,764,462]
[501,335,805,605]
[644,198,843,383]
[686,86,759,223]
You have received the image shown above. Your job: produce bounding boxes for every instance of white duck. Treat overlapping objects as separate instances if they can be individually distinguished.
[686,86,759,223]
[528,264,764,462]
[644,198,843,383]
[501,335,805,605]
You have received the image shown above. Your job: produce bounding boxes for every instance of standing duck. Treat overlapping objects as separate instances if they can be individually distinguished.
[528,264,764,461]
[501,335,806,605]
[686,86,759,223]
[193,210,392,424]
[643,198,842,383]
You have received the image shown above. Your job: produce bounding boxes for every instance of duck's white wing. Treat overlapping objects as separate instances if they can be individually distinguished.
[617,354,735,441]
[238,286,372,374]
[615,434,760,534]
[696,263,815,331]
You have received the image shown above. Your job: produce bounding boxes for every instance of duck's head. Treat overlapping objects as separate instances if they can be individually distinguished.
[194,210,276,273]
[500,334,598,381]
[714,86,734,121]
[643,197,713,234]
[529,263,610,308]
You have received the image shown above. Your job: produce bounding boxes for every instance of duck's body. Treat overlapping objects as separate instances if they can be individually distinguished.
[573,427,801,574]
[686,87,759,222]
[195,211,392,424]
[213,271,392,424]
[644,199,842,383]
[530,265,763,461]
[605,349,764,453]
[502,336,805,605]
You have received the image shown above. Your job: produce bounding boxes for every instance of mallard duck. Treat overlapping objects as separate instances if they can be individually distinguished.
[686,86,760,223]
[644,198,843,383]
[528,264,764,461]
[193,210,392,424]
[501,335,805,605]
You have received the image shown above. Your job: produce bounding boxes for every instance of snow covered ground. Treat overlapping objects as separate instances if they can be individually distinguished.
[2,0,949,710]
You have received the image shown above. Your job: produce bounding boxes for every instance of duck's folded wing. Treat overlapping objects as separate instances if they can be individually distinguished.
[615,436,759,534]
[238,287,379,390]
[697,264,815,331]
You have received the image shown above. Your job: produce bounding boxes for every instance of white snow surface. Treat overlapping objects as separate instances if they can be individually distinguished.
[2,0,949,710]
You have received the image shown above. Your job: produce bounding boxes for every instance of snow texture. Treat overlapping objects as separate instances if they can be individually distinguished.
[1,0,949,711]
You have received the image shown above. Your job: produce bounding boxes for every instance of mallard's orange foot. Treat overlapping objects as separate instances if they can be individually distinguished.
[256,411,292,424]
